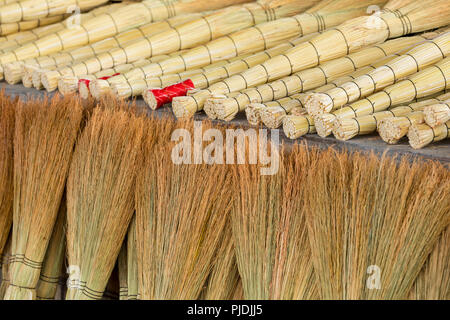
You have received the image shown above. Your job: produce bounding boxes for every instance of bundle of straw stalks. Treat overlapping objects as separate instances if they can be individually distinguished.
[306,32,450,115]
[0,15,67,36]
[232,145,319,300]
[332,102,435,141]
[44,1,310,93]
[424,101,450,128]
[117,0,384,91]
[135,119,233,299]
[4,95,83,300]
[0,0,109,24]
[378,93,450,144]
[203,223,241,300]
[118,242,128,300]
[0,93,14,257]
[0,236,11,299]
[65,105,144,300]
[409,225,450,300]
[305,149,450,299]
[209,35,425,121]
[200,0,449,120]
[11,13,204,87]
[36,201,66,300]
[126,216,139,300]
[407,120,450,149]
[0,0,251,66]
[314,58,450,137]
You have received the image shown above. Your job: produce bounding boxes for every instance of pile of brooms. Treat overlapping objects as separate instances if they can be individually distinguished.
[0,0,449,149]
[0,91,449,300]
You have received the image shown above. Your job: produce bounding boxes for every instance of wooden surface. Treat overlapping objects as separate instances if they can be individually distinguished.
[2,83,449,165]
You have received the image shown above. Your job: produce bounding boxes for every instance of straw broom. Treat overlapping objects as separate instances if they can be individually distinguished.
[0,0,251,66]
[36,200,66,300]
[10,13,205,86]
[409,225,450,300]
[232,145,319,299]
[135,119,232,299]
[307,31,450,116]
[0,93,15,257]
[202,0,450,120]
[94,53,237,100]
[408,120,450,149]
[0,15,67,36]
[4,95,83,300]
[246,46,423,127]
[0,0,110,24]
[211,35,426,121]
[43,1,311,93]
[203,223,240,300]
[126,216,139,300]
[305,149,450,299]
[118,242,128,300]
[65,104,144,300]
[424,101,450,128]
[314,58,450,137]
[0,236,12,299]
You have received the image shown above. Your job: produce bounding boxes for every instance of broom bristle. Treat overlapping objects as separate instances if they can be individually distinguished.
[305,149,450,299]
[5,95,83,300]
[66,105,145,300]
[135,119,233,299]
[0,92,15,257]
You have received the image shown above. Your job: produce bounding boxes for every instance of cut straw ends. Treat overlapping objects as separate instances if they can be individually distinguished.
[245,103,265,126]
[172,95,200,118]
[305,93,333,116]
[282,115,314,139]
[313,113,336,137]
[41,71,62,92]
[407,121,450,149]
[3,61,24,84]
[90,80,112,100]
[142,89,159,110]
[332,118,360,141]
[57,76,79,96]
[377,115,424,144]
[423,103,450,127]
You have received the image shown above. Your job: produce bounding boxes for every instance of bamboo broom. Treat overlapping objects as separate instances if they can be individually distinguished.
[202,0,450,120]
[135,120,232,300]
[332,104,429,141]
[0,0,110,24]
[203,222,240,300]
[117,36,312,104]
[0,0,251,66]
[114,0,379,87]
[0,236,11,299]
[43,1,311,93]
[424,101,450,128]
[305,149,450,299]
[378,93,450,143]
[126,216,139,300]
[408,120,450,149]
[232,145,319,299]
[307,31,450,116]
[36,200,66,300]
[211,35,427,121]
[409,225,450,300]
[65,106,144,300]
[186,35,426,120]
[4,95,83,300]
[314,58,450,137]
[0,2,130,55]
[10,13,205,86]
[118,242,128,300]
[93,54,237,100]
[0,93,14,258]
[0,14,67,36]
